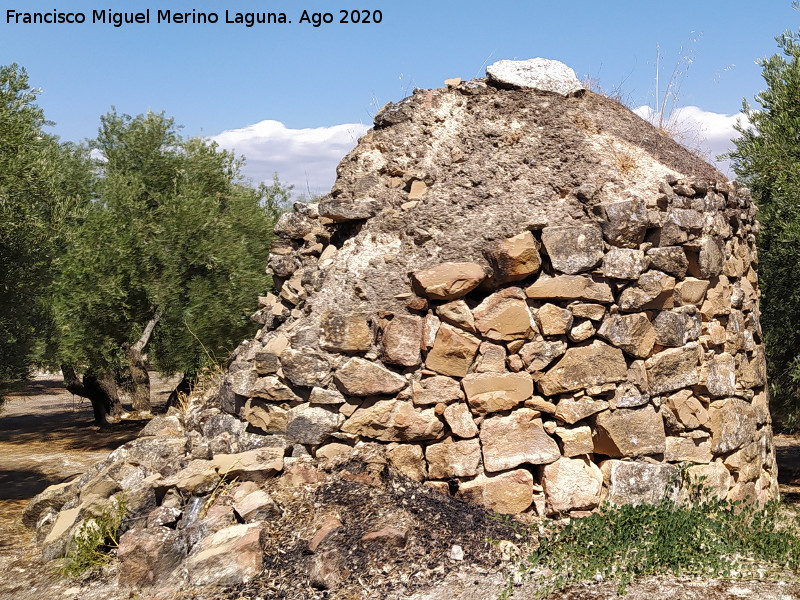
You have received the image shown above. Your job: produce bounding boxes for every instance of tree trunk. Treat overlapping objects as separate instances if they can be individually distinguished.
[125,310,162,412]
[62,364,122,427]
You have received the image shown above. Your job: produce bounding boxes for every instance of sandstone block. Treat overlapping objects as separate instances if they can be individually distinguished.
[665,390,708,429]
[618,271,676,311]
[542,457,603,514]
[443,402,479,438]
[412,375,463,406]
[554,396,609,425]
[473,287,536,341]
[341,399,445,442]
[436,300,476,332]
[480,408,560,471]
[519,339,567,371]
[309,387,346,405]
[611,382,649,409]
[593,405,666,458]
[386,443,427,481]
[570,303,606,321]
[286,404,343,445]
[483,231,541,284]
[645,343,700,395]
[425,324,480,377]
[186,523,264,586]
[554,425,594,456]
[425,437,482,478]
[598,197,648,247]
[118,526,188,586]
[537,303,573,336]
[700,276,732,318]
[233,490,279,523]
[665,436,712,463]
[382,314,423,366]
[411,262,486,300]
[647,246,689,278]
[320,312,373,353]
[709,398,757,454]
[541,224,604,274]
[475,341,507,373]
[684,463,731,501]
[318,198,378,221]
[212,448,285,482]
[280,349,332,388]
[706,352,736,397]
[526,275,614,303]
[674,278,709,306]
[242,400,288,434]
[457,469,534,514]
[538,340,627,395]
[462,372,534,415]
[597,312,655,358]
[334,357,407,396]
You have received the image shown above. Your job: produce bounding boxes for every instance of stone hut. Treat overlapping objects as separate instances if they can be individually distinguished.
[226,59,777,515]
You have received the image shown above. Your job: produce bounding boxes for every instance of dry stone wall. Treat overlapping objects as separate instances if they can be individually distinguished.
[223,61,778,515]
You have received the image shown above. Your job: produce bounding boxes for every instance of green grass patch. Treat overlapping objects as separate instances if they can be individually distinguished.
[500,491,800,598]
[61,494,126,577]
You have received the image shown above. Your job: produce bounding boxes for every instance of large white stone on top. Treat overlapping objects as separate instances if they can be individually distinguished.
[486,58,584,96]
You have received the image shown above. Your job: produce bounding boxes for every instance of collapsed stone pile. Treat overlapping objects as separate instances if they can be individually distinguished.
[24,59,778,588]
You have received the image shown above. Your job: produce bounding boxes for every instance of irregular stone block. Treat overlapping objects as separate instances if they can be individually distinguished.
[486,58,584,96]
[554,396,609,425]
[412,375,463,406]
[475,342,507,373]
[309,387,346,405]
[250,376,302,403]
[538,340,627,395]
[483,231,541,284]
[700,276,732,318]
[568,320,595,342]
[602,248,647,280]
[281,349,332,388]
[554,425,594,457]
[242,400,288,434]
[618,271,676,312]
[537,303,573,336]
[665,436,712,463]
[436,300,476,332]
[647,246,688,278]
[645,343,700,395]
[542,457,603,514]
[186,523,264,586]
[443,402,479,438]
[709,398,757,454]
[425,324,480,377]
[526,275,614,303]
[425,437,482,478]
[386,443,427,481]
[320,312,373,353]
[23,479,80,529]
[480,408,560,471]
[382,314,423,366]
[684,462,732,501]
[597,312,655,359]
[457,469,534,514]
[473,287,536,341]
[665,390,708,429]
[570,303,606,321]
[598,197,648,248]
[603,461,680,506]
[212,448,285,482]
[593,405,666,458]
[410,262,486,300]
[541,224,604,274]
[118,526,188,586]
[286,404,343,445]
[341,399,445,442]
[334,357,407,396]
[611,382,649,409]
[318,198,378,221]
[462,372,534,415]
[519,339,567,372]
[233,490,279,523]
[674,277,709,306]
[706,352,736,397]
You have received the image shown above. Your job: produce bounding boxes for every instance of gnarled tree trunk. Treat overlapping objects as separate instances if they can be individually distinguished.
[62,364,122,427]
[125,310,162,413]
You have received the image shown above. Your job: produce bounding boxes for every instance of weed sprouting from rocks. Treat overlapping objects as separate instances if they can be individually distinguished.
[61,494,126,577]
[500,491,800,599]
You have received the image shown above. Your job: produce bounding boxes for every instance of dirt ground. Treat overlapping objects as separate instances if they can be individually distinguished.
[2,375,800,600]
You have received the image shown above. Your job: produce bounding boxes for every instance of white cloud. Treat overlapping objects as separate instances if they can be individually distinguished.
[633,105,749,177]
[211,120,370,197]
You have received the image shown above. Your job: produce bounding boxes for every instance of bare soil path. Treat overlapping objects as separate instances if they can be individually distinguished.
[1,376,800,600]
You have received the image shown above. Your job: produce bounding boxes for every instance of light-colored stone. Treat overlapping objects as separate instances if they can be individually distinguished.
[709,397,757,454]
[334,357,407,396]
[443,402,479,438]
[665,436,712,463]
[674,277,709,306]
[412,375,464,406]
[706,352,736,397]
[538,340,627,395]
[570,303,606,321]
[603,460,680,506]
[647,246,688,278]
[602,248,647,279]
[541,224,604,274]
[611,382,649,409]
[684,463,732,501]
[212,448,285,482]
[554,396,609,425]
[486,58,584,96]
[382,314,423,366]
[665,390,708,429]
[437,300,476,332]
[422,313,440,349]
[475,342,507,373]
[473,287,536,341]
[480,408,560,471]
[519,339,567,372]
[537,303,573,336]
[526,275,614,303]
[386,443,427,481]
[280,349,332,388]
[597,312,655,359]
[568,320,595,342]
[315,443,353,463]
[242,400,288,434]
[483,231,542,284]
[652,308,700,347]
[618,271,676,311]
[457,469,534,514]
[598,197,648,248]
[411,262,486,300]
[542,457,603,514]
[593,405,666,458]
[250,376,302,403]
[341,399,445,442]
[318,198,378,221]
[233,490,279,523]
[645,343,700,395]
[408,180,427,200]
[723,440,763,483]
[425,324,480,377]
[700,276,732,319]
[118,526,188,586]
[462,372,534,415]
[554,425,594,457]
[309,387,346,405]
[158,459,219,496]
[425,437,482,478]
[186,523,264,586]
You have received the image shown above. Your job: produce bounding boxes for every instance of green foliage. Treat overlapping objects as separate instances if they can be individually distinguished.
[727,7,800,429]
[53,110,283,376]
[0,63,90,389]
[500,492,800,599]
[61,495,126,576]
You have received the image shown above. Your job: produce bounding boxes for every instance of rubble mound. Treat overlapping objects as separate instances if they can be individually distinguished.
[24,59,778,594]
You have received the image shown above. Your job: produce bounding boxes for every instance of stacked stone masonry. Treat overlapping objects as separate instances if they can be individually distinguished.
[229,74,777,516]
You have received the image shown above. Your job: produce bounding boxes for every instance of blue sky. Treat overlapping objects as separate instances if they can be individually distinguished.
[2,1,798,193]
